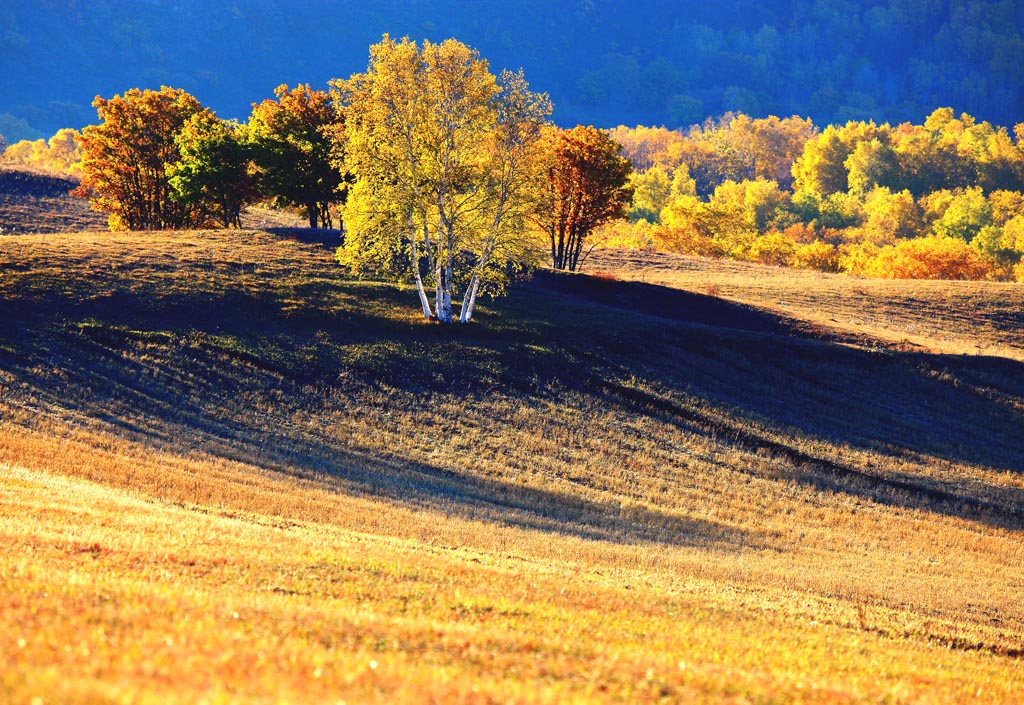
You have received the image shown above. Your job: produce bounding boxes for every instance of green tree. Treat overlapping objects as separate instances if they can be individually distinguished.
[970,224,1019,279]
[627,166,671,222]
[793,120,890,196]
[74,86,210,231]
[845,138,900,194]
[247,84,348,229]
[930,187,992,241]
[168,113,259,229]
[536,125,633,271]
[860,187,922,244]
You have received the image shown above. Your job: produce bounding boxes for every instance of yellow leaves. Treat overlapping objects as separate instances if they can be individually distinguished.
[843,235,993,280]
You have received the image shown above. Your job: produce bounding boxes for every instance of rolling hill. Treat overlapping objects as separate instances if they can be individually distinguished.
[1,180,1023,701]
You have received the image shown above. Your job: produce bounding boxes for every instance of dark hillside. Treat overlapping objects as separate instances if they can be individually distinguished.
[0,167,104,233]
[0,230,1021,542]
[0,166,306,234]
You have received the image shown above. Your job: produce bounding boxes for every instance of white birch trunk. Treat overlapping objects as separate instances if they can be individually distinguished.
[409,218,434,319]
[413,266,433,319]
[459,274,481,322]
[438,262,454,323]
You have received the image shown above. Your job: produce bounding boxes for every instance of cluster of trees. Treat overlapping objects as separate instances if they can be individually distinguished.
[64,84,346,231]
[10,37,633,322]
[605,109,1024,281]
[335,37,631,322]
[0,128,83,176]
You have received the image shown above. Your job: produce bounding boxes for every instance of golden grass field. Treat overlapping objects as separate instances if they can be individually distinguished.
[1,217,1022,702]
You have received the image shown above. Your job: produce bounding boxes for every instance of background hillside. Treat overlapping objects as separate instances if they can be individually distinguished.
[2,0,1023,140]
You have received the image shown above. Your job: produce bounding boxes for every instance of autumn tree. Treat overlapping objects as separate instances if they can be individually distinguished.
[536,125,633,271]
[334,36,551,323]
[859,187,921,244]
[607,125,687,173]
[930,187,992,241]
[854,235,992,280]
[678,113,817,194]
[627,166,672,222]
[792,120,890,196]
[75,86,210,230]
[167,113,259,228]
[247,84,348,229]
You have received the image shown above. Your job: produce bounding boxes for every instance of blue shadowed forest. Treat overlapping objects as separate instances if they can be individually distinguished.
[1,0,1022,140]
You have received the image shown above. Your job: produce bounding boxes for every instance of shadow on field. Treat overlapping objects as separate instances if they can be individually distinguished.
[529,271,1024,527]
[1,246,1022,535]
[267,442,751,550]
[531,269,797,335]
[0,327,749,551]
[0,275,751,549]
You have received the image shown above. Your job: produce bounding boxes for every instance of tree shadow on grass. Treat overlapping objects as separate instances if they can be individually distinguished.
[1,257,1023,536]
[526,271,1024,528]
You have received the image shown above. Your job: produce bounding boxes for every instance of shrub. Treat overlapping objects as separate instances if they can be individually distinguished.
[746,232,798,266]
[793,240,841,272]
[860,235,992,280]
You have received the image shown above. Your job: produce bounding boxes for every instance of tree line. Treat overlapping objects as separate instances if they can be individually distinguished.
[1,36,633,323]
[6,33,1024,294]
[607,110,1024,281]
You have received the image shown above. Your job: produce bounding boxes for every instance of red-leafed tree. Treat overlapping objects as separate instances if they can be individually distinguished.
[536,125,633,271]
[74,86,210,231]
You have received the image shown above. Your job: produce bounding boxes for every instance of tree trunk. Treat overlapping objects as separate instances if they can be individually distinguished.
[437,263,454,324]
[459,274,481,322]
[409,225,434,320]
[307,202,317,229]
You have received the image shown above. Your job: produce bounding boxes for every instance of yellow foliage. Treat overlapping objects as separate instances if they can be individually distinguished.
[860,187,922,245]
[793,239,841,272]
[1006,215,1024,251]
[607,124,688,173]
[1014,260,1024,282]
[839,241,882,276]
[745,231,798,266]
[852,235,992,280]
[1,129,82,175]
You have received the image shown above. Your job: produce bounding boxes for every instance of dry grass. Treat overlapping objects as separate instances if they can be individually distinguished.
[586,248,1024,360]
[0,165,307,235]
[1,230,1022,703]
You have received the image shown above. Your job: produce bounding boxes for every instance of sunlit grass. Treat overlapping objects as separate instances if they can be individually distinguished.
[586,248,1024,360]
[4,464,1022,704]
[1,230,1022,703]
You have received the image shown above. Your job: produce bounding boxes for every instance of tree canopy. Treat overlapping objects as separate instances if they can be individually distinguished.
[536,125,634,271]
[75,86,211,231]
[246,84,348,229]
[334,36,551,323]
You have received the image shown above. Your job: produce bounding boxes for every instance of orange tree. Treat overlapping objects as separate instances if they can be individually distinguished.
[535,125,633,271]
[75,86,210,230]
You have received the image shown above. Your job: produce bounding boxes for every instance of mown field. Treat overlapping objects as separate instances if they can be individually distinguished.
[1,223,1022,703]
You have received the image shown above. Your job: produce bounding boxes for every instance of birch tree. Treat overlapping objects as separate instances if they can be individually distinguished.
[332,36,550,323]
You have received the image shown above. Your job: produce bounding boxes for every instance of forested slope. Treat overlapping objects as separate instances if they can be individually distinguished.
[2,0,1022,139]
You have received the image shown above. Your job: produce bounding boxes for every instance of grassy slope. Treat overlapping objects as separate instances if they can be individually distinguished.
[0,165,307,234]
[0,229,1022,703]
